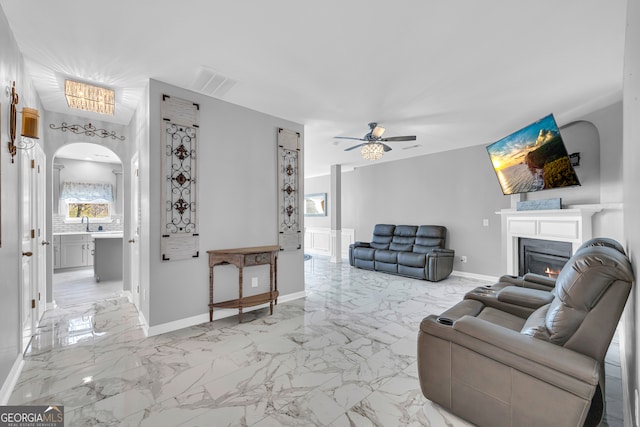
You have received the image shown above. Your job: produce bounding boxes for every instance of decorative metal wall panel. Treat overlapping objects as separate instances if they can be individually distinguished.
[161,95,199,261]
[277,128,301,251]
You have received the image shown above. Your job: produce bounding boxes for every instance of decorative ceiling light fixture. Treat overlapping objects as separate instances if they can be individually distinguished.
[65,80,115,115]
[361,142,384,161]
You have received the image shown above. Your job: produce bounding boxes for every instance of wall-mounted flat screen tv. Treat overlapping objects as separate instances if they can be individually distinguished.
[486,114,580,195]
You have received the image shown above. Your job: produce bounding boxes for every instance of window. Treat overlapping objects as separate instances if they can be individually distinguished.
[66,202,110,219]
[60,182,114,222]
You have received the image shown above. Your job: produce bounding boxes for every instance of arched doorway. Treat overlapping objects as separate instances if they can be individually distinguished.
[51,143,124,307]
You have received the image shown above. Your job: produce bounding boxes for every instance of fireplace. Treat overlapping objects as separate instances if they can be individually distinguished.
[518,238,572,278]
[498,205,601,276]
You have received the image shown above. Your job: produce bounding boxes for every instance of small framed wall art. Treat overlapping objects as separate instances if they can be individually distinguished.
[304,193,327,217]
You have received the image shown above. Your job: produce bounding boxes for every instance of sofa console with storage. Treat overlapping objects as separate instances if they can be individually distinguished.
[348,224,454,282]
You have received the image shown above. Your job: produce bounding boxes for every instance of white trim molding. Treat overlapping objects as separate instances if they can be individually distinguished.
[304,227,354,260]
[0,355,24,405]
[450,271,499,283]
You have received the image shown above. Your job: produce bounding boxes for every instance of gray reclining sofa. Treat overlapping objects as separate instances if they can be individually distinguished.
[417,238,634,426]
[349,224,454,282]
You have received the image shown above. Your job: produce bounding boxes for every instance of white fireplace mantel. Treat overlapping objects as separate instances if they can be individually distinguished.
[496,205,603,275]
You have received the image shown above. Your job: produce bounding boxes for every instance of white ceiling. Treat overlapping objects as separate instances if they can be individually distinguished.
[1,1,627,177]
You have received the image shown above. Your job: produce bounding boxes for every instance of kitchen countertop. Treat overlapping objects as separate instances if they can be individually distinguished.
[54,231,123,236]
[91,233,123,239]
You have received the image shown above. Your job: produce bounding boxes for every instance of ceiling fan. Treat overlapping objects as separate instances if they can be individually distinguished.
[335,122,416,159]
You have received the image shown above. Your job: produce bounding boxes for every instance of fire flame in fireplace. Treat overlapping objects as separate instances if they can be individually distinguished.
[545,267,560,279]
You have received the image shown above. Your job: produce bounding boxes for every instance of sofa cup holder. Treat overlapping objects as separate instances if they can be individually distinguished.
[436,317,454,326]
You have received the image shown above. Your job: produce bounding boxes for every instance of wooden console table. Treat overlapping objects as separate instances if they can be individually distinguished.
[207,245,280,323]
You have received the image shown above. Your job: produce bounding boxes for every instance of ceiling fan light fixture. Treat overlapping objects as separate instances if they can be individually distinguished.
[371,126,385,139]
[361,142,384,161]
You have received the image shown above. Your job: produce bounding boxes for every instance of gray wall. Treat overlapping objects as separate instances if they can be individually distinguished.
[307,102,623,278]
[0,5,43,398]
[145,79,305,327]
[341,144,509,276]
[622,0,640,423]
[57,158,120,189]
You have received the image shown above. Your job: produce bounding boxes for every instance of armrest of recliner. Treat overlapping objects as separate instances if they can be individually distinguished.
[420,315,598,398]
[349,241,371,265]
[496,286,555,309]
[498,273,556,291]
[522,273,556,289]
[350,241,371,248]
[426,249,454,281]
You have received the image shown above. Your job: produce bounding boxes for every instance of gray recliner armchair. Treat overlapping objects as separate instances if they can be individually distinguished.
[417,241,633,427]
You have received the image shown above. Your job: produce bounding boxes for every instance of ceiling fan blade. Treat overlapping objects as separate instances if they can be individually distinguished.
[334,136,366,141]
[381,143,392,152]
[380,135,416,142]
[344,143,365,151]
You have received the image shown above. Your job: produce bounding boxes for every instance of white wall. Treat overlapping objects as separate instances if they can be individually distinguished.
[0,4,43,401]
[622,0,640,423]
[145,79,305,328]
[586,102,624,242]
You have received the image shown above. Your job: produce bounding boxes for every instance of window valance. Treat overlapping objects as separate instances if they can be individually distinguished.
[60,182,113,202]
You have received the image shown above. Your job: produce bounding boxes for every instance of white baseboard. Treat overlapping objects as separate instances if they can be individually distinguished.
[138,308,150,337]
[0,355,24,405]
[450,270,499,283]
[121,290,133,303]
[277,290,307,303]
[145,290,307,337]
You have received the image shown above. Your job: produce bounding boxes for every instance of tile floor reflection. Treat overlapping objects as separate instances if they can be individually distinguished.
[11,256,623,426]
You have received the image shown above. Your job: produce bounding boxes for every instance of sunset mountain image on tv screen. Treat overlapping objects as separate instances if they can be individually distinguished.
[486,114,580,195]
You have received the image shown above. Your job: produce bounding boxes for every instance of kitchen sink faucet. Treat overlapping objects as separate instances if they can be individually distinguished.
[81,216,90,232]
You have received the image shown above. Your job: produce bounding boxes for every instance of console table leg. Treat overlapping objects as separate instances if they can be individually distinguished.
[238,267,244,323]
[209,266,214,322]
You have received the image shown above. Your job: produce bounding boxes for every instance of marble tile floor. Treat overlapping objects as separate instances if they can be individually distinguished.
[11,256,623,426]
[53,268,124,308]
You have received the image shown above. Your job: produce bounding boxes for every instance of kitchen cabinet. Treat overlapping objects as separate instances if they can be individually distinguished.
[53,235,61,269]
[93,234,123,282]
[58,234,94,269]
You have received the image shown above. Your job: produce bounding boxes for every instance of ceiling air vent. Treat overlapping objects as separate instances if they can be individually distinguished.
[402,144,422,150]
[192,67,237,98]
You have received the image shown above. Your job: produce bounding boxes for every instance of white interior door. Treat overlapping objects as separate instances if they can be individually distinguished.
[35,146,47,321]
[20,149,36,352]
[130,154,140,309]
